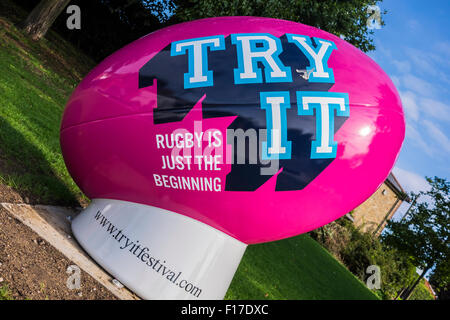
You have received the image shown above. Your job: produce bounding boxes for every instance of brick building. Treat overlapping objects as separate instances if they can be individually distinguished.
[351,173,409,235]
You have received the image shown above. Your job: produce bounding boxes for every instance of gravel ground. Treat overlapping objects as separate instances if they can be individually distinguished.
[0,183,116,300]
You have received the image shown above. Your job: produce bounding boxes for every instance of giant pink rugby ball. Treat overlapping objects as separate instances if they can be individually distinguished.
[61,17,405,245]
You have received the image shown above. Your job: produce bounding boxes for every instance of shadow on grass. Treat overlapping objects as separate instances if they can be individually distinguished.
[0,116,79,206]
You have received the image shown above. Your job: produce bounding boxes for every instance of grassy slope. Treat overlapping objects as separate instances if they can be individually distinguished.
[0,0,378,300]
[0,0,93,205]
[226,234,378,300]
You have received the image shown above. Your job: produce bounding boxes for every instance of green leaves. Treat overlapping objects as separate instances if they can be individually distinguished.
[171,0,385,52]
[383,177,450,292]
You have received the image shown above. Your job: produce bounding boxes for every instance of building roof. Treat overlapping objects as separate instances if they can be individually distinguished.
[385,172,410,202]
[424,279,437,299]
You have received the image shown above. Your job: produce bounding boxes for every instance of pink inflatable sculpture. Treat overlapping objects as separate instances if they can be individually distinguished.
[60,17,405,299]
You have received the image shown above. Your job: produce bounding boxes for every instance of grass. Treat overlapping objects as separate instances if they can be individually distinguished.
[0,0,94,205]
[0,285,12,300]
[225,234,378,300]
[0,0,378,300]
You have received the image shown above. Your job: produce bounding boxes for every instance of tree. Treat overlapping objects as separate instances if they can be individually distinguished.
[21,0,71,40]
[382,177,450,300]
[171,0,385,52]
[15,0,171,60]
[429,255,450,299]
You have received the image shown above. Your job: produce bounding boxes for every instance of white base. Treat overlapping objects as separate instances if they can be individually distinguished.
[71,199,247,300]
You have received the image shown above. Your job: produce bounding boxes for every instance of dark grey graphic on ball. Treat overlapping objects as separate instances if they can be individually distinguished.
[139,35,348,191]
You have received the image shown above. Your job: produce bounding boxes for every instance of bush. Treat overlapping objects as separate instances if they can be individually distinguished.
[409,280,435,300]
[310,217,417,299]
[309,219,352,263]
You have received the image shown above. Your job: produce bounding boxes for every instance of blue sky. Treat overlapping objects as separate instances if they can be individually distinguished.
[367,0,450,217]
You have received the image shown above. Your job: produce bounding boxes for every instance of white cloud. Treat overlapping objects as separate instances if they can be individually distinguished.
[398,90,450,124]
[405,48,437,75]
[392,59,411,73]
[432,42,450,68]
[401,74,436,96]
[372,37,450,187]
[393,166,430,194]
[420,97,450,122]
[385,46,450,97]
[423,120,450,153]
[405,123,434,156]
[405,120,450,162]
[400,90,419,121]
[376,41,392,59]
[390,75,401,88]
[395,47,450,94]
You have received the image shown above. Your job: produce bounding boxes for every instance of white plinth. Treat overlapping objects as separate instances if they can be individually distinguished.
[71,199,247,300]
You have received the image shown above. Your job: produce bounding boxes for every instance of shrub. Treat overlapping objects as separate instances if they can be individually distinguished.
[310,217,417,299]
[409,280,435,300]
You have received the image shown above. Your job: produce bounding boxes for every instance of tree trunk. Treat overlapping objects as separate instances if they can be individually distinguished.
[20,0,71,40]
[401,267,429,300]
